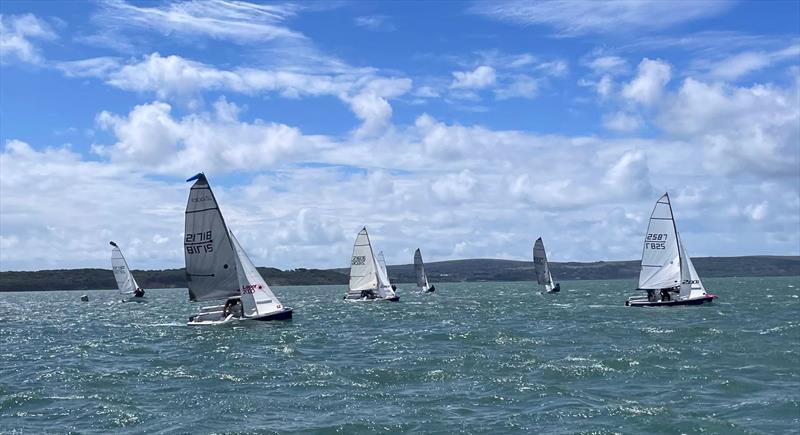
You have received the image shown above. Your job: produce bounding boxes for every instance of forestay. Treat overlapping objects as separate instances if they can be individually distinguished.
[348,227,378,296]
[230,230,283,316]
[414,248,429,291]
[638,193,681,290]
[184,173,239,302]
[110,241,138,295]
[533,237,554,291]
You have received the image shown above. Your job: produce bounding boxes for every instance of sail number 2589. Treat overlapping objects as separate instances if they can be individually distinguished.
[645,233,668,249]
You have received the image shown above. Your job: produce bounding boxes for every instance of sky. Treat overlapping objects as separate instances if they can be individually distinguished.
[0,0,798,272]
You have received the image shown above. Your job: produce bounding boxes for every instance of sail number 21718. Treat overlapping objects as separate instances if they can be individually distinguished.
[645,233,668,249]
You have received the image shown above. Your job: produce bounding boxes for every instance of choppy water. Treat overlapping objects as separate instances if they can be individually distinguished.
[1,277,798,434]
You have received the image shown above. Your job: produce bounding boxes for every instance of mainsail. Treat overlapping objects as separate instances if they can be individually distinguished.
[533,237,555,291]
[414,248,430,291]
[347,227,379,297]
[184,173,241,302]
[110,241,139,295]
[637,193,681,290]
[230,230,283,316]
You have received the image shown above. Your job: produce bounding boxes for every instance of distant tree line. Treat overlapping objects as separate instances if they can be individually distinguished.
[1,256,798,292]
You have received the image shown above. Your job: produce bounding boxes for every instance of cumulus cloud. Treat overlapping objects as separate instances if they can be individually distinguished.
[657,78,800,177]
[58,52,412,135]
[622,58,672,106]
[451,65,497,89]
[0,14,57,64]
[603,111,642,132]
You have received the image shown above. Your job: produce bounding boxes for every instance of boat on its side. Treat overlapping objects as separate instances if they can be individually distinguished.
[414,248,435,293]
[110,241,147,303]
[184,173,292,325]
[533,237,560,294]
[344,227,399,302]
[626,193,718,307]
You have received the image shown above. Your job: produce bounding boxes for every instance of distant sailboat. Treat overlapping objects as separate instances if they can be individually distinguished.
[414,248,435,292]
[344,227,399,302]
[533,237,560,293]
[184,173,292,325]
[376,251,397,293]
[110,241,147,303]
[626,193,717,307]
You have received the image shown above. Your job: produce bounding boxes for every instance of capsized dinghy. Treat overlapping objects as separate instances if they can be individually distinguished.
[344,227,399,302]
[534,237,560,294]
[110,241,147,303]
[184,173,292,325]
[414,248,435,292]
[626,193,717,307]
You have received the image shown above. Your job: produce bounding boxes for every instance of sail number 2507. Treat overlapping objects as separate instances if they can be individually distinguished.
[645,233,668,249]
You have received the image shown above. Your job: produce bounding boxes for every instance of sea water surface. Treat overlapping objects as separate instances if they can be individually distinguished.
[1,277,798,434]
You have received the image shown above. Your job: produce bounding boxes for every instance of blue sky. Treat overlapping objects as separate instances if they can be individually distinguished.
[1,0,798,271]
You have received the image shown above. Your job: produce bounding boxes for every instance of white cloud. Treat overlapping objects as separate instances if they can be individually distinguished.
[705,44,800,81]
[587,56,629,75]
[451,65,497,89]
[603,111,642,132]
[94,99,323,174]
[354,15,395,32]
[470,0,733,37]
[59,52,412,135]
[93,0,304,43]
[0,14,57,64]
[657,78,800,177]
[495,74,538,99]
[430,170,478,203]
[622,58,672,106]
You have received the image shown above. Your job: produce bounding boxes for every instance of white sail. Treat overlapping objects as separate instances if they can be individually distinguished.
[678,233,707,300]
[533,237,554,291]
[414,248,430,291]
[110,241,139,295]
[638,193,681,290]
[347,227,379,297]
[184,173,240,302]
[377,251,392,288]
[229,230,284,316]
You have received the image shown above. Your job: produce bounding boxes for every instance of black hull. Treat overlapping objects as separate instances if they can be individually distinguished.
[387,296,400,302]
[626,295,717,307]
[252,308,293,321]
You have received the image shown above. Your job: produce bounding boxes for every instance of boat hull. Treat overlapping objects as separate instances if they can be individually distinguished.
[122,297,147,303]
[343,295,400,302]
[625,294,717,307]
[187,307,293,326]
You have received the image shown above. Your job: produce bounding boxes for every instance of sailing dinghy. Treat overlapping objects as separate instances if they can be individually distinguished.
[344,227,399,302]
[533,237,560,294]
[184,173,292,325]
[414,248,435,292]
[110,241,147,303]
[626,193,717,307]
[376,251,398,293]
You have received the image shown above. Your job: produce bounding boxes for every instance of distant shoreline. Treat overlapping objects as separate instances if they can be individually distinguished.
[2,255,798,292]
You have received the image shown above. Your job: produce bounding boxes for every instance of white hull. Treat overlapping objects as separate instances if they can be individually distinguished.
[187,305,293,325]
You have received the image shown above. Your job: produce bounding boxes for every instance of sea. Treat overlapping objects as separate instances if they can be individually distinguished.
[1,276,798,434]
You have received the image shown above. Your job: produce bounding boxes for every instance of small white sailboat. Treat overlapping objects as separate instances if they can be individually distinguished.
[110,241,147,303]
[184,173,292,325]
[376,251,398,293]
[626,192,717,307]
[344,227,399,302]
[533,237,560,294]
[414,248,435,292]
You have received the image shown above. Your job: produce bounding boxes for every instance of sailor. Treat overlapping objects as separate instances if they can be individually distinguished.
[428,285,435,292]
[660,288,671,302]
[647,289,656,302]
[360,290,376,299]
[223,298,242,318]
[553,283,561,292]
[133,287,145,297]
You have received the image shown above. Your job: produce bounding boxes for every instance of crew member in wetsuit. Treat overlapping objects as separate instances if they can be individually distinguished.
[223,298,242,317]
[553,283,561,292]
[427,285,435,293]
[660,288,671,302]
[133,287,145,297]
